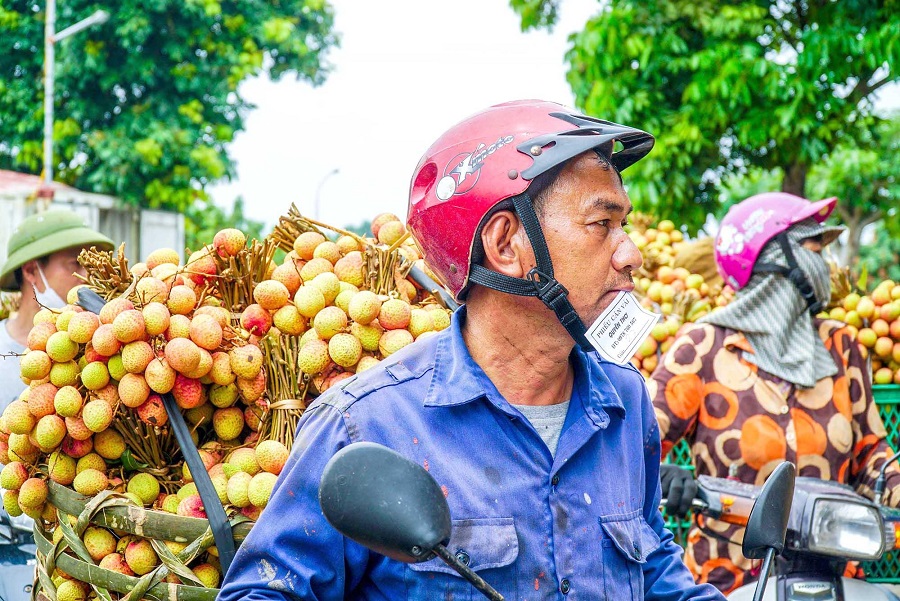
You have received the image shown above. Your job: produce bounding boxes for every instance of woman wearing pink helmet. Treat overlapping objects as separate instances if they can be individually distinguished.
[650,193,900,594]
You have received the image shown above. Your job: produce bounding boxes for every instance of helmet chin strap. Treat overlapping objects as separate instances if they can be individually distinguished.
[753,232,825,315]
[467,193,594,351]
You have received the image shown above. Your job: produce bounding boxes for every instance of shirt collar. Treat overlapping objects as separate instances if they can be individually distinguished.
[422,307,626,419]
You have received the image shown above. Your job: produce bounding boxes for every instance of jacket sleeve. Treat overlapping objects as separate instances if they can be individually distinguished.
[640,386,726,601]
[837,328,900,502]
[647,324,708,458]
[217,403,369,601]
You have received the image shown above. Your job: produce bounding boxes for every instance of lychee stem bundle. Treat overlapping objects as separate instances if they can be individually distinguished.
[260,333,309,449]
[76,244,133,300]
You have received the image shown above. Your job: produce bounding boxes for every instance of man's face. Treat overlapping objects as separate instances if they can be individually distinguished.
[534,151,642,326]
[30,247,86,300]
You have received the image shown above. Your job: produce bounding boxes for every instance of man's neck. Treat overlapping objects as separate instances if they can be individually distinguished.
[462,291,575,407]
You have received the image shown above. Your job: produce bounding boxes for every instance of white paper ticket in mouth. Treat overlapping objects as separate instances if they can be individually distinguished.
[585,291,661,366]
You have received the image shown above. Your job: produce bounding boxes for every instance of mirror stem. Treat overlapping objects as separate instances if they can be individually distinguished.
[432,544,505,601]
[752,547,776,601]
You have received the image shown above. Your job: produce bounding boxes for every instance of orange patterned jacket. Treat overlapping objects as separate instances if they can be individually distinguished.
[649,318,900,594]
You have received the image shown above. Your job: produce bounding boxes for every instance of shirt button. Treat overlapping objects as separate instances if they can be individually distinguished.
[781,405,789,415]
[632,542,642,560]
[560,579,571,594]
[455,550,470,566]
[551,474,560,486]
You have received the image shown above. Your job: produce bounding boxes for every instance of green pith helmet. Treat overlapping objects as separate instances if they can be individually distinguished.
[0,209,114,291]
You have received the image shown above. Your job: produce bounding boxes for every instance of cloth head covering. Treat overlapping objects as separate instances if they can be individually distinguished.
[700,218,844,388]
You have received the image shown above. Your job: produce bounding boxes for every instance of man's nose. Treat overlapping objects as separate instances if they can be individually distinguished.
[611,230,643,273]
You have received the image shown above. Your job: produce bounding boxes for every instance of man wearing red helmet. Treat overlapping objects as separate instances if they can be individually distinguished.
[219,100,723,600]
[651,193,900,594]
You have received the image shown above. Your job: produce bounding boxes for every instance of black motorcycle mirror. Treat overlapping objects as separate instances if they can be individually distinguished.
[319,442,504,601]
[742,461,796,601]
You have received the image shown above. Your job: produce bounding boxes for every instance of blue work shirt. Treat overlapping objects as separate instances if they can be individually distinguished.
[218,309,724,601]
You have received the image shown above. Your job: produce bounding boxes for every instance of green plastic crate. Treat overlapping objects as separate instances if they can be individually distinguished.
[664,384,900,582]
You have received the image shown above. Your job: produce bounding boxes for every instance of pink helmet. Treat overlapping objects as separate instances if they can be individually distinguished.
[714,192,837,290]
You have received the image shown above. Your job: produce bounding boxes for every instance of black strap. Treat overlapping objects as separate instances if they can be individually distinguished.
[468,194,593,351]
[753,233,824,315]
[77,288,237,573]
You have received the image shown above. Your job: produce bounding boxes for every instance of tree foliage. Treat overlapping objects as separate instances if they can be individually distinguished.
[510,0,899,234]
[0,0,337,212]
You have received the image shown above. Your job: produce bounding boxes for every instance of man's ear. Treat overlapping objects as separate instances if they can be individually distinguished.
[19,260,40,288]
[479,210,531,279]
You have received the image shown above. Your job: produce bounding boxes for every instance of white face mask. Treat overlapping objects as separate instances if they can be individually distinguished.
[34,264,67,309]
[584,291,660,365]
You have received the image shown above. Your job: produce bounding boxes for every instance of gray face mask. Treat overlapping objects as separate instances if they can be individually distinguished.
[797,245,832,309]
[34,264,67,309]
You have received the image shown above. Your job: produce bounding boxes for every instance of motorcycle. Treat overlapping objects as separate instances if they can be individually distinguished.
[0,513,36,601]
[318,441,796,601]
[687,471,900,601]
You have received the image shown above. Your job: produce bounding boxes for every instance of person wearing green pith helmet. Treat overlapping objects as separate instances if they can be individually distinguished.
[0,209,113,410]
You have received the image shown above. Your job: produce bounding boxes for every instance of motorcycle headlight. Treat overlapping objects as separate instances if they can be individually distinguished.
[808,499,884,561]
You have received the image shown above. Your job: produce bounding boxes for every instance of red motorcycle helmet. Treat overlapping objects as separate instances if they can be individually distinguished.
[407,100,654,303]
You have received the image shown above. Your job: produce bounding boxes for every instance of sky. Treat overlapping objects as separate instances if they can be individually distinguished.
[207,0,599,231]
[208,1,900,234]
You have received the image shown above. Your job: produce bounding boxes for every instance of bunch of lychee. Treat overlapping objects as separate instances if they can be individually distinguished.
[250,213,452,393]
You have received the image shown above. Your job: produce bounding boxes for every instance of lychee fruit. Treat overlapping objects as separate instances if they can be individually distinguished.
[293,286,327,318]
[229,345,263,379]
[185,247,219,287]
[27,382,57,418]
[431,309,451,331]
[35,414,67,451]
[298,339,331,375]
[212,407,244,440]
[300,257,334,282]
[45,331,79,363]
[226,471,252,508]
[54,386,83,418]
[167,285,197,315]
[145,357,176,393]
[56,579,87,601]
[334,251,365,287]
[273,305,307,336]
[91,324,121,357]
[213,228,246,257]
[73,468,108,496]
[408,308,435,338]
[248,472,278,509]
[49,360,80,387]
[0,461,29,490]
[166,314,192,340]
[136,394,169,427]
[378,298,411,330]
[127,473,160,506]
[348,291,382,325]
[172,375,206,410]
[122,340,155,374]
[135,276,169,304]
[2,401,35,435]
[60,435,93,459]
[377,220,406,246]
[190,313,224,350]
[142,302,171,336]
[80,361,110,391]
[253,280,291,311]
[192,563,221,588]
[82,399,114,432]
[124,538,159,575]
[309,272,341,305]
[236,371,266,402]
[355,355,381,373]
[255,440,289,475]
[107,354,126,381]
[209,383,239,409]
[371,212,400,238]
[118,372,151,408]
[99,552,135,576]
[271,263,302,296]
[184,348,213,380]
[313,306,348,339]
[165,338,202,375]
[240,304,272,337]
[27,321,57,351]
[93,429,126,461]
[350,321,383,352]
[293,231,326,260]
[2,490,22,517]
[83,526,117,561]
[328,333,362,368]
[98,297,135,326]
[47,451,76,485]
[145,248,180,270]
[66,312,100,344]
[177,493,207,518]
[209,352,236,386]
[335,235,361,254]
[17,477,48,509]
[379,329,414,356]
[112,309,145,343]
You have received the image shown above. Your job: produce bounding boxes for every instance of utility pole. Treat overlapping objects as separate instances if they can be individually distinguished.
[43,1,109,186]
